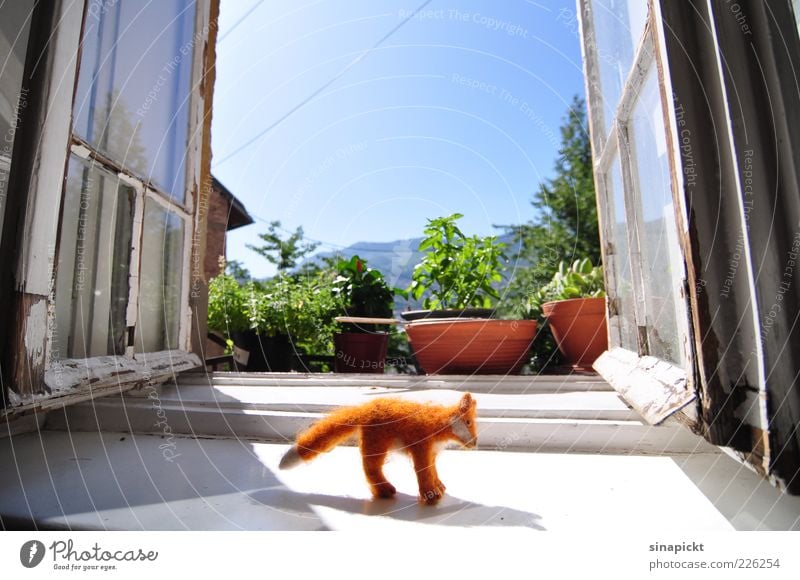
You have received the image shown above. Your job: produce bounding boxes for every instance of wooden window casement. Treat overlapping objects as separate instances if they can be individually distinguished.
[581,0,800,493]
[1,0,216,415]
[578,0,696,425]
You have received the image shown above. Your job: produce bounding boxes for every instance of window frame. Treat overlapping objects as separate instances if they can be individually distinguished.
[0,0,214,414]
[578,0,697,424]
[52,1,206,363]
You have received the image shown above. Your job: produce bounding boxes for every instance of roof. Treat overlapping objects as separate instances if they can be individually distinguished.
[211,174,254,231]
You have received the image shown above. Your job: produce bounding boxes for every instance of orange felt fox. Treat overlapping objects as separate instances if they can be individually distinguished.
[279,393,478,504]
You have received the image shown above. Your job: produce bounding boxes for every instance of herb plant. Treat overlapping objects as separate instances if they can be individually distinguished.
[406,214,506,310]
[525,259,605,319]
[333,255,395,332]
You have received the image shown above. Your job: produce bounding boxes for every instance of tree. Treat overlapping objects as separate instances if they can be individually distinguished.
[501,95,600,315]
[247,220,320,273]
[224,259,251,283]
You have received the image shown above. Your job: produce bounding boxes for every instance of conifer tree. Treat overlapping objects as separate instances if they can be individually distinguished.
[502,95,600,314]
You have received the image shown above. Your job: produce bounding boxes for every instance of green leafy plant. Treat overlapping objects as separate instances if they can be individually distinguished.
[333,255,395,332]
[525,259,605,319]
[245,277,290,336]
[287,270,343,353]
[207,273,250,333]
[405,214,506,310]
[208,268,343,355]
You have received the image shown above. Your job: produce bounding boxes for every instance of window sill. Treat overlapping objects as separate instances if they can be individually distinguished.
[3,350,200,417]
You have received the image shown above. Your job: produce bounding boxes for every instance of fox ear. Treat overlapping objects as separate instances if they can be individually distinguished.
[459,393,474,414]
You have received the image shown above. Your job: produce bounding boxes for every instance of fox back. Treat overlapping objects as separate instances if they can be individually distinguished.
[279,393,477,503]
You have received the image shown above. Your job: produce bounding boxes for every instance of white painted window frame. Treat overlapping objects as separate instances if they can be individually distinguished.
[578,0,696,424]
[27,0,212,396]
[49,2,207,363]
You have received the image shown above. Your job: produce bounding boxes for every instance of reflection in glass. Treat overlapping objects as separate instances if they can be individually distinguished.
[55,156,134,359]
[592,0,649,135]
[72,0,195,202]
[0,0,35,241]
[136,200,185,353]
[605,154,638,351]
[629,67,686,365]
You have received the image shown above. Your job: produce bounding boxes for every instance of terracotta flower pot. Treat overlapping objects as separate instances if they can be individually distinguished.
[405,319,538,375]
[334,332,389,373]
[541,297,608,371]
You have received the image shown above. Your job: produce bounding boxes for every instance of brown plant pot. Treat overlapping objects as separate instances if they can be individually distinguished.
[541,297,608,371]
[405,319,538,375]
[334,332,389,373]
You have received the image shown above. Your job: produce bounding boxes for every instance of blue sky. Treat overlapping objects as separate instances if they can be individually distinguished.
[211,0,587,279]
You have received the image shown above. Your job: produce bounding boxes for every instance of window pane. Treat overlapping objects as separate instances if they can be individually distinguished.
[629,67,686,365]
[73,1,195,202]
[592,0,649,135]
[0,0,35,240]
[136,200,185,353]
[54,156,134,359]
[605,154,638,351]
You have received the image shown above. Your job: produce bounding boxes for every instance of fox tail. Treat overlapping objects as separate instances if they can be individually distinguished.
[279,413,359,470]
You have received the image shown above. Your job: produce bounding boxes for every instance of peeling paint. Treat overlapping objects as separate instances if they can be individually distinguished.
[23,298,48,370]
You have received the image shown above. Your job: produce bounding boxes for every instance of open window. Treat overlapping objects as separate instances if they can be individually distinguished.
[579,1,695,423]
[580,0,800,493]
[0,0,216,413]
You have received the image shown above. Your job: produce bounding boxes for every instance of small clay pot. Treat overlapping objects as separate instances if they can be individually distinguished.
[334,332,389,373]
[541,297,608,371]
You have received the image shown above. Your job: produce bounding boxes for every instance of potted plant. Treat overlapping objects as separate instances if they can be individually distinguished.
[528,259,607,371]
[401,214,538,375]
[402,214,504,320]
[332,255,395,373]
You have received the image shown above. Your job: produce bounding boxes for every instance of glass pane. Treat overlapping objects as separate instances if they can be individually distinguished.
[54,156,134,359]
[73,0,195,202]
[135,200,185,353]
[605,154,638,351]
[629,66,686,365]
[0,0,35,240]
[592,0,649,135]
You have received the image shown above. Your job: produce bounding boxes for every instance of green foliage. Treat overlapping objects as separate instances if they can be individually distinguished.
[333,255,395,333]
[207,273,249,333]
[525,259,606,320]
[285,270,343,354]
[405,214,506,310]
[244,277,289,336]
[207,268,343,355]
[500,96,601,318]
[246,220,320,272]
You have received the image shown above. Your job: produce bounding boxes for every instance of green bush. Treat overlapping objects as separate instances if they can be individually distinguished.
[208,269,343,355]
[288,270,343,354]
[207,273,249,333]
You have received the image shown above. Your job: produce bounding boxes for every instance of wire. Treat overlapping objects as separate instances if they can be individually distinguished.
[212,0,434,168]
[216,0,266,43]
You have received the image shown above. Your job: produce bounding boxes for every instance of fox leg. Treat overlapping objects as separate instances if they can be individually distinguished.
[410,445,446,504]
[360,438,396,498]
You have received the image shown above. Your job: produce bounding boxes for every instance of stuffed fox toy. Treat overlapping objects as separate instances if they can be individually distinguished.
[279,393,478,504]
